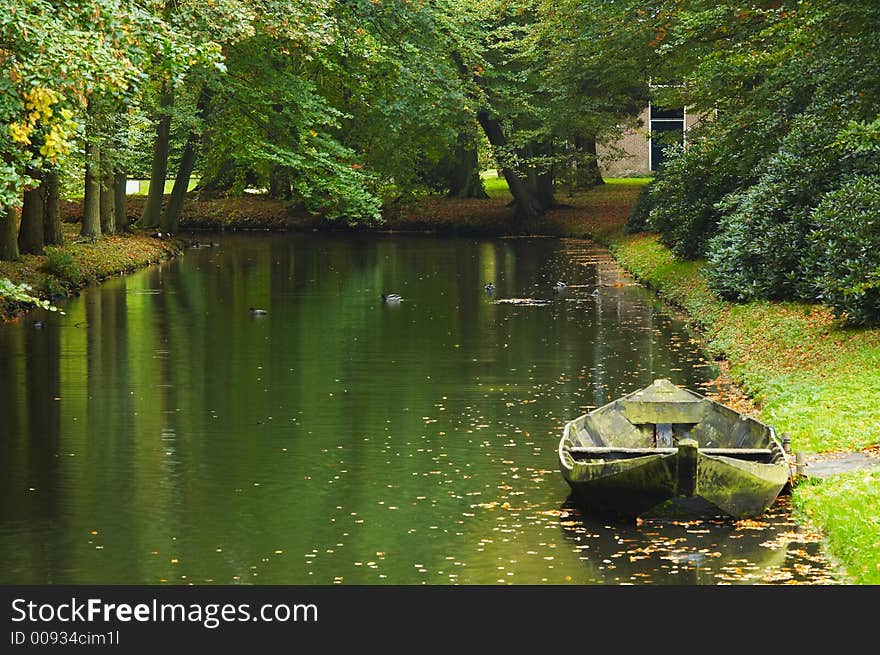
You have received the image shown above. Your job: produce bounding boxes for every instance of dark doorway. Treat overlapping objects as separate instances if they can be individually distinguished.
[650,122,684,171]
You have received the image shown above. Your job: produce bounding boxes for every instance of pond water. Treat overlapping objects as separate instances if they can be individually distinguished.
[0,233,839,584]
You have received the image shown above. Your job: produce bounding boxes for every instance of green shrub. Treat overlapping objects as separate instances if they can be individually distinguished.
[645,124,760,259]
[645,142,721,258]
[808,176,880,326]
[39,249,82,283]
[705,160,817,302]
[624,182,654,234]
[706,112,880,302]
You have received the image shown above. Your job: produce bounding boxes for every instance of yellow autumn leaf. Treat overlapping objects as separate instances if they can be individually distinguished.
[9,122,31,145]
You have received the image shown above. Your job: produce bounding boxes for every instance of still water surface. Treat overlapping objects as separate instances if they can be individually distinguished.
[0,234,838,584]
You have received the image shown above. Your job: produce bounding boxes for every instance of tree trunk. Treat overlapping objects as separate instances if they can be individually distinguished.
[114,170,127,230]
[446,135,488,199]
[18,177,46,255]
[533,141,557,208]
[476,111,544,224]
[573,136,604,189]
[44,170,63,246]
[139,91,173,229]
[162,87,210,233]
[161,137,197,232]
[267,167,291,200]
[81,141,102,238]
[0,204,21,261]
[451,50,543,223]
[100,169,116,235]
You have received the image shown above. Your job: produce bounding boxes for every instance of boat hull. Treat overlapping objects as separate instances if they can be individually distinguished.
[559,445,790,519]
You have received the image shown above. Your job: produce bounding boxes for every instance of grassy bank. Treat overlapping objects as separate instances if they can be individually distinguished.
[0,222,183,320]
[606,231,880,584]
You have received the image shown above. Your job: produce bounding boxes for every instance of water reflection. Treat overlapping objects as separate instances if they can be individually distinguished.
[0,234,839,584]
[557,497,837,584]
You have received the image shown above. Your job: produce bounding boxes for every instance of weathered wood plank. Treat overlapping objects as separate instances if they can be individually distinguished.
[620,399,708,425]
[568,446,773,456]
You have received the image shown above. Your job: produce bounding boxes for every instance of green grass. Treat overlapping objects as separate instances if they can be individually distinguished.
[793,471,880,584]
[604,177,652,186]
[482,175,512,200]
[479,174,650,200]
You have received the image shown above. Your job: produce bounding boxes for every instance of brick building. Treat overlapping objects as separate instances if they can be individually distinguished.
[597,104,704,177]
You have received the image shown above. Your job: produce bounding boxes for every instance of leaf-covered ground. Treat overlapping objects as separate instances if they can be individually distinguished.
[0,222,182,320]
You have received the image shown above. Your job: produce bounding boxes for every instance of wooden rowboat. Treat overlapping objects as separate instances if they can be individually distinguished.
[558,379,792,519]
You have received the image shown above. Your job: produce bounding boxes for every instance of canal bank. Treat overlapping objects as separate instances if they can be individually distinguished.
[0,221,183,321]
[602,227,880,586]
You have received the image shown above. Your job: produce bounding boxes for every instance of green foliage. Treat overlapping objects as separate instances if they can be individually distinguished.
[624,182,654,234]
[835,118,880,155]
[706,110,880,303]
[808,176,880,326]
[198,34,382,221]
[646,140,733,258]
[39,249,82,283]
[641,0,880,316]
[0,278,60,312]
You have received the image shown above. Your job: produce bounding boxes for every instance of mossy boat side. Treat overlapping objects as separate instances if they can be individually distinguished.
[558,379,792,519]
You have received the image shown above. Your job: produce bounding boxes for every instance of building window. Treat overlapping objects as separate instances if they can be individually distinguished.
[649,104,684,171]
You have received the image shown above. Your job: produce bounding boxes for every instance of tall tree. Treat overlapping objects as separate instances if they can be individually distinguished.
[0,1,185,256]
[139,88,173,229]
[0,206,20,261]
[162,86,212,232]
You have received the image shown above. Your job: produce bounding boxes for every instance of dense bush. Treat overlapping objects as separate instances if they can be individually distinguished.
[808,176,880,326]
[706,112,880,302]
[644,142,721,258]
[644,119,766,259]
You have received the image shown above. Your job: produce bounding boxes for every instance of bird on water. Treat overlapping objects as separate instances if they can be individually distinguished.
[485,282,495,293]
[249,307,268,315]
[382,293,402,303]
[554,280,567,292]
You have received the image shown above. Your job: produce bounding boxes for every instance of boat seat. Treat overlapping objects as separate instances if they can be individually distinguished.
[619,379,709,425]
[620,399,708,426]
